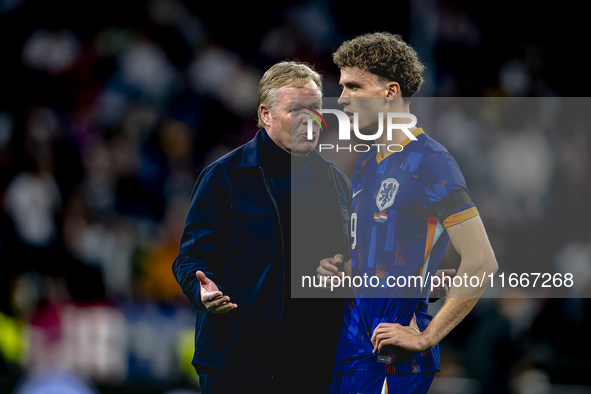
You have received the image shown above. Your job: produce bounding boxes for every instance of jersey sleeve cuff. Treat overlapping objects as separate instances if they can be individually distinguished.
[442,206,479,228]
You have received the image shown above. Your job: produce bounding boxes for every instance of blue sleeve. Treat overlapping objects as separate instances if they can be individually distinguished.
[172,163,229,311]
[417,152,469,211]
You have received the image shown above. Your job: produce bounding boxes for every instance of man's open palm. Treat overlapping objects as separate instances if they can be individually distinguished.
[197,271,237,314]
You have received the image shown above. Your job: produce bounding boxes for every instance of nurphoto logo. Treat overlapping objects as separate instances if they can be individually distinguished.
[305,109,418,153]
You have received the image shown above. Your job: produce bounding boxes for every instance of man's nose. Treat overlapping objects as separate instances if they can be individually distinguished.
[337,93,349,106]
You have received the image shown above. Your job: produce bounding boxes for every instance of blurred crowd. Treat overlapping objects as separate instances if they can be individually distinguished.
[0,0,590,393]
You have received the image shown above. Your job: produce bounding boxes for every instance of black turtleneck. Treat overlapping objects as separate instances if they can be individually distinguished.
[260,129,335,281]
[259,129,345,390]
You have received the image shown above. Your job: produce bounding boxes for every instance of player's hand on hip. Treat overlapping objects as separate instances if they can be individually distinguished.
[196,270,237,314]
[371,314,429,353]
[316,254,345,289]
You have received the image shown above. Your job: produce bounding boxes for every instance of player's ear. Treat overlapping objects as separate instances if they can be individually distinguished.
[260,104,272,127]
[385,82,401,101]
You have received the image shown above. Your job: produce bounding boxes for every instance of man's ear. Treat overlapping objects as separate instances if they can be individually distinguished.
[260,104,272,127]
[385,82,401,101]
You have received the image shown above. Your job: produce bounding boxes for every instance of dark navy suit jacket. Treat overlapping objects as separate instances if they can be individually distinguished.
[172,129,351,376]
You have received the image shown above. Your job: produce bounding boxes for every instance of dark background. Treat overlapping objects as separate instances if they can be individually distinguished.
[0,0,590,393]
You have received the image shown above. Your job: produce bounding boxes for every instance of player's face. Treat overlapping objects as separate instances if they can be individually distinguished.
[265,81,322,156]
[338,67,390,132]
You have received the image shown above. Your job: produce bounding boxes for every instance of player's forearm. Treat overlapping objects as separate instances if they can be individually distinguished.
[419,254,497,348]
[418,297,478,349]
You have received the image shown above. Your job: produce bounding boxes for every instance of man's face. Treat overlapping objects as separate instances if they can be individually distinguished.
[264,81,322,156]
[337,67,390,132]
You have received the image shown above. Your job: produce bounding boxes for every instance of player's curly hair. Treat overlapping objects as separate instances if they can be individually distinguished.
[332,32,425,99]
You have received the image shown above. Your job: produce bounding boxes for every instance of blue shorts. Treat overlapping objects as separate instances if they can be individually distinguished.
[331,371,436,394]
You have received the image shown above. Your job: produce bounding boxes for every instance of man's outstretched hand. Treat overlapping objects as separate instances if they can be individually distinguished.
[196,271,237,314]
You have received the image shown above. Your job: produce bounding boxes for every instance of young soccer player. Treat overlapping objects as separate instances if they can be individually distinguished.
[317,32,498,394]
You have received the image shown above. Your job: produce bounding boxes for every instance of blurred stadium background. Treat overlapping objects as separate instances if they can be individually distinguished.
[0,0,590,393]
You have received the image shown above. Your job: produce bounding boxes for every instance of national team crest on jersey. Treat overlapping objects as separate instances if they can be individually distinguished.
[376,178,399,211]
